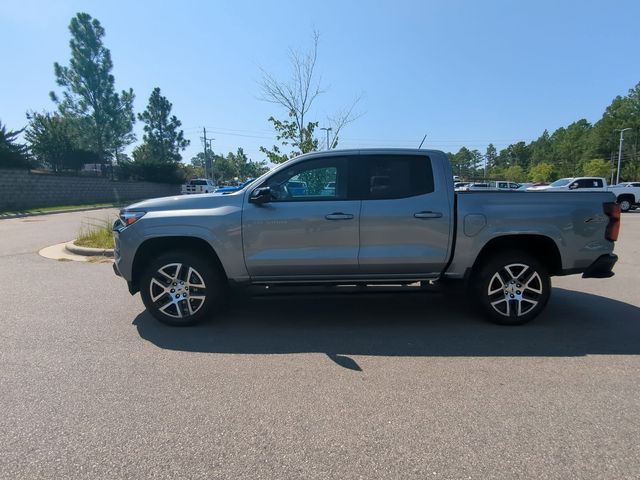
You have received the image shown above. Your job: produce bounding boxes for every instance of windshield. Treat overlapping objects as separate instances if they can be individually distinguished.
[550,178,572,187]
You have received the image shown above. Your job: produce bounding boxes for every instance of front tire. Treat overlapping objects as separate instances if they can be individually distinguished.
[473,251,551,325]
[140,250,226,326]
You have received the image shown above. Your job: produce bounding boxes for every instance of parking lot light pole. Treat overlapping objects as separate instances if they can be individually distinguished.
[615,128,632,185]
[320,127,332,150]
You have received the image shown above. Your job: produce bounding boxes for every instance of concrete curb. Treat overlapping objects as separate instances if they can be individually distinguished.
[0,205,119,220]
[65,241,114,258]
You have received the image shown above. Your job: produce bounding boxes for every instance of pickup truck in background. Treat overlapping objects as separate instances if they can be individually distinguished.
[527,177,607,192]
[113,149,620,327]
[609,181,640,212]
[181,178,216,194]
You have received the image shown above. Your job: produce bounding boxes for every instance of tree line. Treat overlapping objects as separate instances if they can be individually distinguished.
[3,11,637,186]
[449,83,640,183]
[0,12,268,185]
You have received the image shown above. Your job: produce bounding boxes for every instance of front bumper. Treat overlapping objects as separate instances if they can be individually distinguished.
[582,254,618,279]
[112,217,140,294]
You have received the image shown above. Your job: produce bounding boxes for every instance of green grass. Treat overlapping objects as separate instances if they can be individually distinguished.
[74,217,115,250]
[0,202,117,216]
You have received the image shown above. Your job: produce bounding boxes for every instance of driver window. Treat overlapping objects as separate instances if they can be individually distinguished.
[266,157,348,202]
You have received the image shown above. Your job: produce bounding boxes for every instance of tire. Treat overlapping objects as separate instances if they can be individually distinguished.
[472,251,551,325]
[618,197,632,213]
[139,250,226,326]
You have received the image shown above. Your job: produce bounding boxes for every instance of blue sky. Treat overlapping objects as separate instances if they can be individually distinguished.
[2,0,639,163]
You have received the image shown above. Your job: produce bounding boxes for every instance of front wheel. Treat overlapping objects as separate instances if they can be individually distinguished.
[473,252,551,325]
[140,250,226,326]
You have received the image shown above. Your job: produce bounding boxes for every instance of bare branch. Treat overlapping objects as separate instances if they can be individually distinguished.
[258,30,325,139]
[327,94,364,148]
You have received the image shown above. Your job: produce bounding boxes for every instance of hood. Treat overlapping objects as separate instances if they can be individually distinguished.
[124,191,244,212]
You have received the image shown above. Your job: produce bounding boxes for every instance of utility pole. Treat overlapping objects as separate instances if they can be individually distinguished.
[206,139,214,180]
[201,127,208,179]
[200,128,215,180]
[320,127,332,150]
[615,128,632,184]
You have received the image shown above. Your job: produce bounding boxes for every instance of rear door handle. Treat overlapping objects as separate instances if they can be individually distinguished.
[325,212,354,220]
[414,211,443,219]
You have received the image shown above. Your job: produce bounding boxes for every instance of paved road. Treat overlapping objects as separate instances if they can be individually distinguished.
[1,210,639,479]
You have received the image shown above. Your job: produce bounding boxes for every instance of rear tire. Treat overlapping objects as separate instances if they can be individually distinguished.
[472,251,551,325]
[618,197,632,212]
[139,250,226,326]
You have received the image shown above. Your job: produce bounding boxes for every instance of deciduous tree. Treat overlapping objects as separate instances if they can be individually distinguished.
[582,158,610,178]
[25,112,98,171]
[528,162,554,182]
[259,31,361,162]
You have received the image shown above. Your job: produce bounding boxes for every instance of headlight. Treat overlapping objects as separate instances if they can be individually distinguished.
[119,210,146,227]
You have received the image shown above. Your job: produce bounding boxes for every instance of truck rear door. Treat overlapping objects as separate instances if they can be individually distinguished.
[357,153,451,275]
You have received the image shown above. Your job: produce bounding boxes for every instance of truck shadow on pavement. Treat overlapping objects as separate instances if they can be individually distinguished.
[133,287,640,369]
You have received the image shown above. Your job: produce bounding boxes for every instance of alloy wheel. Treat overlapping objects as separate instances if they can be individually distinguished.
[148,263,207,319]
[487,263,544,318]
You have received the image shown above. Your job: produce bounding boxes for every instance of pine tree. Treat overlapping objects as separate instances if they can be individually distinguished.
[51,12,135,162]
[134,88,189,164]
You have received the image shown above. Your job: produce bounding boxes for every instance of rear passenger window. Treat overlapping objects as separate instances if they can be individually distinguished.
[362,155,434,199]
[577,179,603,188]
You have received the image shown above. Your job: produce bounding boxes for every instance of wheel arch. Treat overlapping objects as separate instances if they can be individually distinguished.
[470,234,562,279]
[130,236,226,294]
[617,193,635,204]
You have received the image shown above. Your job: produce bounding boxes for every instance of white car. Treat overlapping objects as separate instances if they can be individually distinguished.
[609,181,640,212]
[489,181,521,190]
[527,177,607,192]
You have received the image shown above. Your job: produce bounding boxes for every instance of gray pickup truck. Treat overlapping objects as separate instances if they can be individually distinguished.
[113,149,620,326]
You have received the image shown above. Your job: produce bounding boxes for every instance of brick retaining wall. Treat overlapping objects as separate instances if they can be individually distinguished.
[0,169,181,210]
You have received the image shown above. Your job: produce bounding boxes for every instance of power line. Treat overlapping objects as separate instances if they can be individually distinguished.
[186,124,538,145]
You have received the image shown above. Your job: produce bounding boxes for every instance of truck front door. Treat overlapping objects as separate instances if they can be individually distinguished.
[242,156,360,279]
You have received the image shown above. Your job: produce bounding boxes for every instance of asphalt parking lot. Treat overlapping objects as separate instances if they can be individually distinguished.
[1,209,640,479]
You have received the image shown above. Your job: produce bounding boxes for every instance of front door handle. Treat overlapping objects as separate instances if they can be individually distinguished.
[414,211,443,219]
[325,212,354,220]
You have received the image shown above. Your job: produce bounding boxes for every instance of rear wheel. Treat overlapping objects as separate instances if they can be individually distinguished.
[140,250,226,326]
[618,197,632,212]
[473,251,551,325]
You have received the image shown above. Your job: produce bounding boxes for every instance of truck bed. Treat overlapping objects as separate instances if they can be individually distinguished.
[443,190,617,279]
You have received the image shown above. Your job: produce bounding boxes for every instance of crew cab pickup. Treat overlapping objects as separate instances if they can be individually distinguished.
[113,149,620,326]
[181,178,216,194]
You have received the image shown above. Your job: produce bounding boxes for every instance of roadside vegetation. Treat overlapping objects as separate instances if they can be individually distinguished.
[0,202,118,216]
[74,217,115,249]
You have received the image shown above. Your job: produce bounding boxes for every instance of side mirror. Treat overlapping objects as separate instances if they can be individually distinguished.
[249,186,272,204]
[569,183,578,190]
